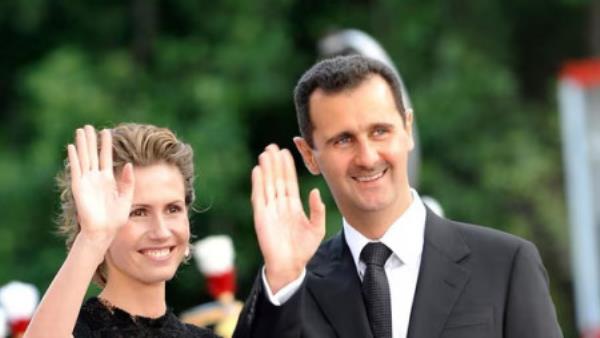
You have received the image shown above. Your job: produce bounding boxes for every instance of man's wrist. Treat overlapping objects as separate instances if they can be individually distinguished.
[264,266,305,294]
[262,266,306,306]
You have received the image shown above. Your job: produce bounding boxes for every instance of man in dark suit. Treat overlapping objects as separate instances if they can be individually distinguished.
[234,55,562,338]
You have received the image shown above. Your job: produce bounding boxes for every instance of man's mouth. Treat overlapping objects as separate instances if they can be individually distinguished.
[352,169,387,182]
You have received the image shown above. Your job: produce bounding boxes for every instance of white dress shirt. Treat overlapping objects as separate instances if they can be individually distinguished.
[263,189,427,338]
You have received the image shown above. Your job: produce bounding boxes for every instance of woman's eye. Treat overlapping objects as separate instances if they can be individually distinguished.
[130,209,147,217]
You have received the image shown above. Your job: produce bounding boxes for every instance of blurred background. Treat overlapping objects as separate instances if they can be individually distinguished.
[0,0,597,337]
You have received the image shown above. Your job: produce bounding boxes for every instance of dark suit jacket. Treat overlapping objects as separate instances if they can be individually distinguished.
[234,208,563,338]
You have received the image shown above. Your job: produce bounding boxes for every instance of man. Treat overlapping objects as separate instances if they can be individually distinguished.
[234,55,562,338]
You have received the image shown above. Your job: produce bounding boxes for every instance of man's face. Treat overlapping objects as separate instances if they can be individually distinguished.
[294,75,414,225]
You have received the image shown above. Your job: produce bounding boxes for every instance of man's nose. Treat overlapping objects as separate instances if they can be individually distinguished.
[354,140,379,168]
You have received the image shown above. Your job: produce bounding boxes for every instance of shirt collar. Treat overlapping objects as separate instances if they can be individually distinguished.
[343,189,426,269]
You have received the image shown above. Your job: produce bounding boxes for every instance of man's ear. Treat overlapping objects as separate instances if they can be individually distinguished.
[404,109,415,151]
[293,136,320,175]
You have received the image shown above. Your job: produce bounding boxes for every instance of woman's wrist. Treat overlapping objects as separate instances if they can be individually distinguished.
[71,232,112,266]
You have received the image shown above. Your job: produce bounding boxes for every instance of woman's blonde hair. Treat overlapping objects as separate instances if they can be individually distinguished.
[56,123,195,287]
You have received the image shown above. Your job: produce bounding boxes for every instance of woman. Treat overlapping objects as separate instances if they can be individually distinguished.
[24,123,218,337]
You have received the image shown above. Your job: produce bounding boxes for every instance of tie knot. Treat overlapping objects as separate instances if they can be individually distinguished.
[360,242,392,267]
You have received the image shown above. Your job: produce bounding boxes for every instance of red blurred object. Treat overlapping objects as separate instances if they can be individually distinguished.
[205,270,236,299]
[10,318,30,334]
[581,328,600,338]
[560,59,600,88]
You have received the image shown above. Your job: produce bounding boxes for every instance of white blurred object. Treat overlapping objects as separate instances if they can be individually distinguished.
[193,235,235,275]
[421,196,444,218]
[0,281,39,336]
[0,306,8,338]
[184,235,241,337]
[558,59,600,335]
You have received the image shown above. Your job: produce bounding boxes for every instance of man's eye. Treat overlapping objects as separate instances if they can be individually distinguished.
[130,209,147,217]
[334,136,351,145]
[373,127,389,136]
[168,205,182,214]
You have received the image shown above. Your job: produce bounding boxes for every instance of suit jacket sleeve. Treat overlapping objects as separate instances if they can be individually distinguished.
[504,240,563,338]
[233,273,305,338]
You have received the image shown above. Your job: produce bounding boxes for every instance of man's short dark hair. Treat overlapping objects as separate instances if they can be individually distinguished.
[294,55,408,147]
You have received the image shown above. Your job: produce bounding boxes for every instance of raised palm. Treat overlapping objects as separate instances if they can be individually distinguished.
[252,145,325,292]
[68,126,134,244]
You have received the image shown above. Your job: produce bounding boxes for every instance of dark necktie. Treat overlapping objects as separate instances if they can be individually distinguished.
[361,242,393,338]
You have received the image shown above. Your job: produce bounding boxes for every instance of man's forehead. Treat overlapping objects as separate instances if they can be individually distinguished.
[309,75,396,112]
[310,100,402,139]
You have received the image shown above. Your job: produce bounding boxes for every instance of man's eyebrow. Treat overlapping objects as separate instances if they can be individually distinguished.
[371,122,395,129]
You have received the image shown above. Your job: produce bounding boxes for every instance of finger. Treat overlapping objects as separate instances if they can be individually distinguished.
[99,129,113,173]
[67,144,81,188]
[258,149,276,204]
[85,125,99,171]
[117,163,135,203]
[251,166,267,231]
[270,151,287,215]
[308,189,326,231]
[281,149,300,199]
[75,128,90,173]
[251,166,266,208]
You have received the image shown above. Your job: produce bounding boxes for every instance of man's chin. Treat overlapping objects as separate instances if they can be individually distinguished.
[352,199,392,213]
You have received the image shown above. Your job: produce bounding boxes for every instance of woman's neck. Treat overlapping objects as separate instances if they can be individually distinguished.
[99,279,167,318]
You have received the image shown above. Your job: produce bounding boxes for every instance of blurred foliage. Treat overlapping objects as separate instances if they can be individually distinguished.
[0,0,592,336]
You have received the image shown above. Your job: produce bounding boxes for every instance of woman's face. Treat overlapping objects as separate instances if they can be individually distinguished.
[105,163,190,287]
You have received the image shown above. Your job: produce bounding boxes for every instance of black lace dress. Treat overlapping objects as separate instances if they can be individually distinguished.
[73,297,219,338]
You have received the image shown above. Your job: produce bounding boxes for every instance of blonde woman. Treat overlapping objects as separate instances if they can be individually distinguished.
[25,124,219,337]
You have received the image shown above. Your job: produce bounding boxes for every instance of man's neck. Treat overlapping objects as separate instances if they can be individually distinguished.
[343,191,413,240]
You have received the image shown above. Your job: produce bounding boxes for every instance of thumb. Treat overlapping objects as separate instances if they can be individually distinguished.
[308,188,326,231]
[118,162,135,202]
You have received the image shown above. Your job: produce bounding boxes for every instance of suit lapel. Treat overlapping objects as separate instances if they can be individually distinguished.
[307,232,373,338]
[407,208,471,338]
